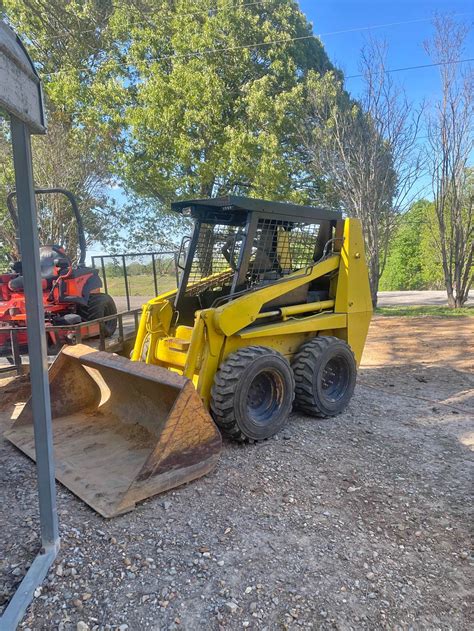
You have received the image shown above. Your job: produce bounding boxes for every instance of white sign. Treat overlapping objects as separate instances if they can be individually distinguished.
[0,21,46,133]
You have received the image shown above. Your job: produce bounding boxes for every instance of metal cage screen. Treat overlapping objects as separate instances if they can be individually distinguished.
[247,219,321,283]
[186,219,322,292]
[188,223,238,283]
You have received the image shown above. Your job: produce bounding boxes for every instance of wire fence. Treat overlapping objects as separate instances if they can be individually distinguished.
[0,308,142,375]
[91,251,179,310]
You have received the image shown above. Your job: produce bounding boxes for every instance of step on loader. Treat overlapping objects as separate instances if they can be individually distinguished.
[5,196,372,517]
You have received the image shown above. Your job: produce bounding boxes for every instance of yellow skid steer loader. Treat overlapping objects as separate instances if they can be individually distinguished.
[6,196,372,517]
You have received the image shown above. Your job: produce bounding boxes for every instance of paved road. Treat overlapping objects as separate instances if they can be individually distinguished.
[113,296,153,311]
[377,290,472,307]
[114,290,472,311]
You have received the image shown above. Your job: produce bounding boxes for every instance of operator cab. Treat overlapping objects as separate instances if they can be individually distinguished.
[172,196,342,326]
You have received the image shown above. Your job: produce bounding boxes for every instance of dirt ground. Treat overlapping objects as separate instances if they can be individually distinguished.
[0,316,472,630]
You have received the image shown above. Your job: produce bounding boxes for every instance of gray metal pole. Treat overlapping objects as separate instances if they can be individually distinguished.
[1,117,60,629]
[9,116,59,547]
[122,255,130,311]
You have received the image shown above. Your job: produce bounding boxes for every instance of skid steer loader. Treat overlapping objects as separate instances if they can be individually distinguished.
[5,196,372,517]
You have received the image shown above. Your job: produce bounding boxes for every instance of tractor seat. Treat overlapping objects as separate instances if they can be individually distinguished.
[9,276,48,291]
[8,245,70,292]
[39,245,70,279]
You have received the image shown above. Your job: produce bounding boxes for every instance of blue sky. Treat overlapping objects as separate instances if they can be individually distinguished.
[299,0,473,104]
[295,0,473,206]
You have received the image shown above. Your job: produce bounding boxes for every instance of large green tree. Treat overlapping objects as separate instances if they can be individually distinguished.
[5,1,336,197]
[109,0,335,203]
[1,1,340,252]
[1,0,339,252]
[380,200,444,291]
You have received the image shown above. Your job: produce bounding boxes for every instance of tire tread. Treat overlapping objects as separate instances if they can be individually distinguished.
[211,346,294,442]
[293,336,356,417]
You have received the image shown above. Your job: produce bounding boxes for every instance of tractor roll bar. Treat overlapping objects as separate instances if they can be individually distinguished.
[7,187,87,267]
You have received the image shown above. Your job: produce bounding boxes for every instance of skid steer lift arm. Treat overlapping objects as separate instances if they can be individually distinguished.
[7,196,372,518]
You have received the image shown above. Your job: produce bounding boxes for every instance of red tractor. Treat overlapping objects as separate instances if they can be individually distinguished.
[0,188,117,356]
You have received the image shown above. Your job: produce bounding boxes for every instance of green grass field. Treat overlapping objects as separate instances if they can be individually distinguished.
[375,305,473,317]
[104,274,177,297]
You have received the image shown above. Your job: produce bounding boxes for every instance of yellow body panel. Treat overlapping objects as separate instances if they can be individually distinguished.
[238,312,347,339]
[132,217,373,408]
[214,255,340,336]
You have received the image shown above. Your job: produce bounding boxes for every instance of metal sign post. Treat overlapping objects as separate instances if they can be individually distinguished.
[0,21,59,630]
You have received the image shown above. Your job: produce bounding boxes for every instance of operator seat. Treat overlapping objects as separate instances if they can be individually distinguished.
[8,245,70,291]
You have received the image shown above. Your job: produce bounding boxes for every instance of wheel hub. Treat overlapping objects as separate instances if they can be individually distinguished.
[246,370,284,424]
[321,356,349,402]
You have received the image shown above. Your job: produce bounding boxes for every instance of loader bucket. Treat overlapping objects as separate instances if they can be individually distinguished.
[4,344,222,518]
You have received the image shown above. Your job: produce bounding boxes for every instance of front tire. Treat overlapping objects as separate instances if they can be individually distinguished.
[79,293,117,337]
[293,336,356,417]
[210,346,295,442]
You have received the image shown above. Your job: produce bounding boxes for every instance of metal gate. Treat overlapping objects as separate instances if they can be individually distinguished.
[91,251,179,310]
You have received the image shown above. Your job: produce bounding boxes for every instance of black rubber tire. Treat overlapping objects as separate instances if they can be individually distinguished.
[80,293,117,337]
[293,336,356,417]
[210,346,295,442]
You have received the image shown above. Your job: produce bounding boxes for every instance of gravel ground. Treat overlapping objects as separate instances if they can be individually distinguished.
[0,316,473,630]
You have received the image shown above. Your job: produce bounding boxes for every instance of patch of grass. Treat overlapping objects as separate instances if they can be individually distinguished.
[375,305,473,317]
[104,274,177,297]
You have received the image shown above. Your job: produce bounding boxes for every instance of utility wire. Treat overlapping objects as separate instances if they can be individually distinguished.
[43,32,321,75]
[43,44,473,79]
[315,13,473,38]
[37,10,474,61]
[27,8,474,43]
[346,58,474,79]
[16,6,471,78]
[19,8,473,70]
[29,0,271,42]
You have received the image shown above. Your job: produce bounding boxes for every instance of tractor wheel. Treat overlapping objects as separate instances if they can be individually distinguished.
[210,346,295,442]
[81,293,117,337]
[292,336,356,417]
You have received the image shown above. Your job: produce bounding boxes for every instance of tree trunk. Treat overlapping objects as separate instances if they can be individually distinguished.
[454,268,472,307]
[446,280,455,308]
[369,257,379,308]
[454,287,470,308]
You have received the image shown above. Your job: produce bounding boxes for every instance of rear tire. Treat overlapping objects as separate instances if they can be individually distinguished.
[293,336,356,417]
[210,346,295,442]
[80,293,117,337]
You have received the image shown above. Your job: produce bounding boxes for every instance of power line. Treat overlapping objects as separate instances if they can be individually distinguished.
[315,13,473,38]
[345,58,474,79]
[13,1,272,43]
[20,6,470,78]
[31,8,474,44]
[44,33,320,75]
[43,42,473,80]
